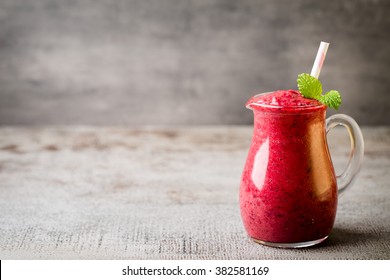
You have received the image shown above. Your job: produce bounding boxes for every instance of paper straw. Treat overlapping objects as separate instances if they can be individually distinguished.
[310,41,330,79]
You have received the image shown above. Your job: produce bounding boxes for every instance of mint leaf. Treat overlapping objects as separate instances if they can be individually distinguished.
[319,90,341,110]
[297,73,322,99]
[297,73,342,110]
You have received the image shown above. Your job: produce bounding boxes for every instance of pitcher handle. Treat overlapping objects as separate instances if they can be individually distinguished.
[326,114,364,196]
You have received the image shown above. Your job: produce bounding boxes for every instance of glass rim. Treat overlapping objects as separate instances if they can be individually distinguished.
[246,91,326,112]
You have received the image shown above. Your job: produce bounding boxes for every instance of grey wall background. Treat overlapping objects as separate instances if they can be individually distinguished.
[0,0,389,126]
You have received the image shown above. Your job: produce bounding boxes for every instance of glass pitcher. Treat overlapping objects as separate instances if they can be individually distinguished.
[239,90,364,248]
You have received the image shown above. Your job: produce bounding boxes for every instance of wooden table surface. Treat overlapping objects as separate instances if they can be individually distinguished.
[0,126,389,259]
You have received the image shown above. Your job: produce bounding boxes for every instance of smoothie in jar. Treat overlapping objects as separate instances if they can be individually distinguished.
[240,90,338,245]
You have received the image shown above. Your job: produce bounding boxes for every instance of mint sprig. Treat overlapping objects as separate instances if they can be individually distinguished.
[297,73,341,110]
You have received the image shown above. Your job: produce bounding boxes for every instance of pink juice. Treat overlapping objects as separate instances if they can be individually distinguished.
[240,90,337,245]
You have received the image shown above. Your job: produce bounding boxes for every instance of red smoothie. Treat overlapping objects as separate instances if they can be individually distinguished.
[240,90,337,246]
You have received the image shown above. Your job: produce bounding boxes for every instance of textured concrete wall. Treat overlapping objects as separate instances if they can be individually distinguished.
[0,0,389,125]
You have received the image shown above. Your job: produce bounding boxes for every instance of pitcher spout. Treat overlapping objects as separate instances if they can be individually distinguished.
[245,94,260,110]
[246,92,274,110]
